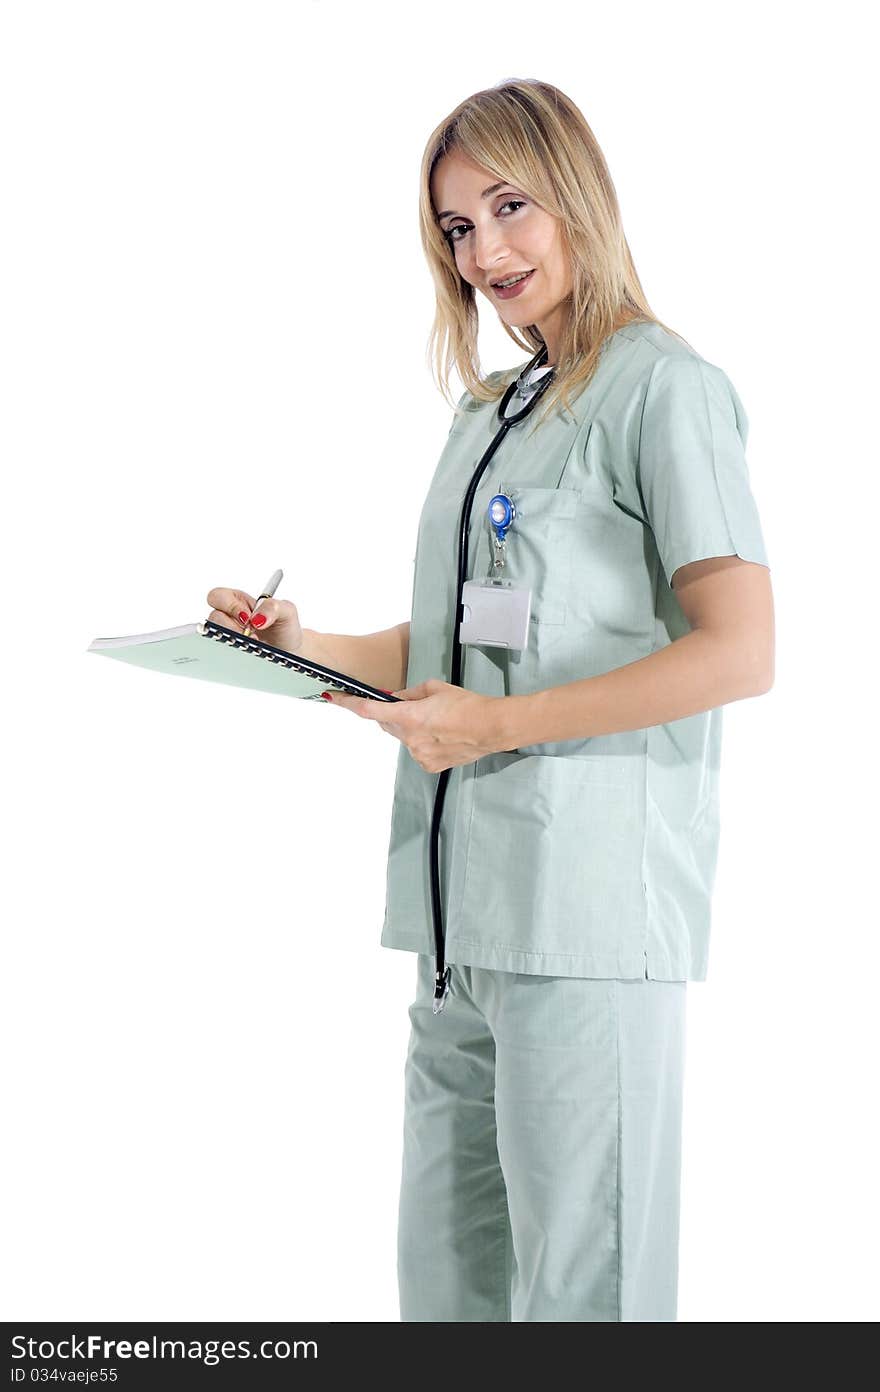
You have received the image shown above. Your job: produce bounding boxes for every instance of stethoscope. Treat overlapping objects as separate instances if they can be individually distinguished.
[429,341,557,1013]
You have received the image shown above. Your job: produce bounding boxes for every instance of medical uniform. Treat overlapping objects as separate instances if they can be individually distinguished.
[382,319,770,1320]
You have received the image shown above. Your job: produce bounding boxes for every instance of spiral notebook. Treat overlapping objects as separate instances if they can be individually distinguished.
[87,619,401,703]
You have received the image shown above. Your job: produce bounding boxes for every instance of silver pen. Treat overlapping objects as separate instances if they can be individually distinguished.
[242,568,284,638]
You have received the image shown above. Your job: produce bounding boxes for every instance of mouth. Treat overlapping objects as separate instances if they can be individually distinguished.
[491,269,535,299]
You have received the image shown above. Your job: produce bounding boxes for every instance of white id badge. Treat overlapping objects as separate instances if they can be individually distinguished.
[459,579,532,651]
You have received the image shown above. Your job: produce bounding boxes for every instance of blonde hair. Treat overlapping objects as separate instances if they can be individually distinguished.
[419,77,690,432]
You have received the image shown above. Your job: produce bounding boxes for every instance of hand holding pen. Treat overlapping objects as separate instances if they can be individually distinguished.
[205,569,306,656]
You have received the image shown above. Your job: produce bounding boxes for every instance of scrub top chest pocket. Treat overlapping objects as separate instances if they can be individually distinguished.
[471,484,578,629]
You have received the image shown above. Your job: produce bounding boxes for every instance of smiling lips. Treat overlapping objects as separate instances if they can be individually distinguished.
[492,268,535,299]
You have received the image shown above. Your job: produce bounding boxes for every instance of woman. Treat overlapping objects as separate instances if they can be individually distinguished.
[206,78,774,1322]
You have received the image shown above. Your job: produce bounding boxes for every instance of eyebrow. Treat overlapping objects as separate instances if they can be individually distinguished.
[436,182,512,223]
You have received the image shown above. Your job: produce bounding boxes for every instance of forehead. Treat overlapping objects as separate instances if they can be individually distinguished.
[431,151,512,212]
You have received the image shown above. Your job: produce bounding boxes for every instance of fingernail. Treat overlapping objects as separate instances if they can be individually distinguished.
[238,611,250,624]
[251,614,266,627]
[321,691,333,701]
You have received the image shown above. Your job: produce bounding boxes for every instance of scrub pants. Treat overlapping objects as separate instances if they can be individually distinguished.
[397,954,687,1322]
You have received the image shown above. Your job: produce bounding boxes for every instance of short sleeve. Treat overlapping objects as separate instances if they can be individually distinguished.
[636,353,770,588]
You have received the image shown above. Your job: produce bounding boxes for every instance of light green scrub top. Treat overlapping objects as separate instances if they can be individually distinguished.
[380,320,770,981]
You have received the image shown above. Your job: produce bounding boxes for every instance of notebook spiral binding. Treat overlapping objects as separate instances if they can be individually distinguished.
[196,618,351,698]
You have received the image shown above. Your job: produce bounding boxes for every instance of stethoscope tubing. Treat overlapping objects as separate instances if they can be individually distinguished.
[429,343,557,1012]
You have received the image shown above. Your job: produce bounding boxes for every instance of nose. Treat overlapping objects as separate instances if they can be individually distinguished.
[473,222,511,274]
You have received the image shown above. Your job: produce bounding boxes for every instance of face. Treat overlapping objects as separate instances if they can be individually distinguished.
[431,150,572,362]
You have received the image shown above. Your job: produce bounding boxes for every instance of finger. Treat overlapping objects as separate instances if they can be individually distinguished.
[206,608,248,631]
[247,595,280,632]
[326,693,365,715]
[246,596,299,634]
[206,588,258,629]
[359,697,400,719]
[330,694,392,719]
[393,680,433,701]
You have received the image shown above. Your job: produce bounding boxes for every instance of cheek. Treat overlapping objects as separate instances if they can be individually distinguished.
[545,245,571,295]
[450,244,472,277]
[532,223,567,282]
[457,256,484,292]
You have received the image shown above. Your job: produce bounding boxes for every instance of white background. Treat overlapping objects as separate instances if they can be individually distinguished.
[2,0,877,1323]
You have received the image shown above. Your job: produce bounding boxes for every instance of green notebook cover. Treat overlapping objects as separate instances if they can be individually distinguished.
[87,620,399,703]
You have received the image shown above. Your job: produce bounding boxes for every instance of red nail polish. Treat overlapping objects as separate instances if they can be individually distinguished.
[252,614,266,627]
[238,611,249,624]
[321,691,333,700]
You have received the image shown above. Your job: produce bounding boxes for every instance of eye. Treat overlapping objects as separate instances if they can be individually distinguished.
[443,198,527,247]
